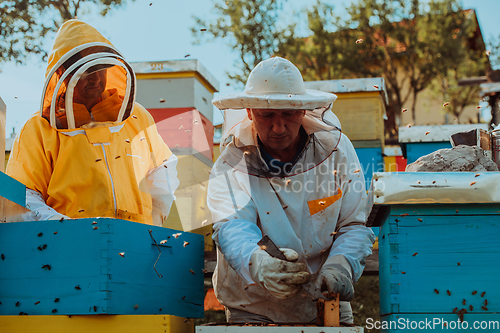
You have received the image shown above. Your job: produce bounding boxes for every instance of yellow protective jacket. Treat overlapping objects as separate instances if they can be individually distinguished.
[6,20,176,225]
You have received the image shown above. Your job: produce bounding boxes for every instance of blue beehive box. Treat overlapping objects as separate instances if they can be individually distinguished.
[0,218,204,318]
[371,172,500,332]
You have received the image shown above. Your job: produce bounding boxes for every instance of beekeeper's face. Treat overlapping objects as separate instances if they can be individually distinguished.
[73,68,107,110]
[247,108,305,153]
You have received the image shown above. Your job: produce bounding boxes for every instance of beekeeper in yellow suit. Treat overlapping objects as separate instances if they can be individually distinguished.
[6,20,179,225]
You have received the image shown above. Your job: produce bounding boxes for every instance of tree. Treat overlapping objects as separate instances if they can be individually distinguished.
[191,0,294,85]
[282,0,488,135]
[0,0,130,64]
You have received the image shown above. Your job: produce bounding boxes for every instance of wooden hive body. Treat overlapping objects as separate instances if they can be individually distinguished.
[0,218,204,318]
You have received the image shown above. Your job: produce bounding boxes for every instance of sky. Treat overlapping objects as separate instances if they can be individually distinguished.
[1,0,500,137]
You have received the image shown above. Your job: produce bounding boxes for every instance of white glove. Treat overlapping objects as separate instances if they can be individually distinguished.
[249,248,310,300]
[317,255,354,301]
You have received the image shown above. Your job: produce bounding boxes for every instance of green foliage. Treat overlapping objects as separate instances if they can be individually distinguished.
[0,0,129,64]
[285,0,488,131]
[196,0,489,132]
[191,0,295,85]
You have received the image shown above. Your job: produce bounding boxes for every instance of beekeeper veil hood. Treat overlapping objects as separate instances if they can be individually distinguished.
[40,19,136,130]
[213,57,342,178]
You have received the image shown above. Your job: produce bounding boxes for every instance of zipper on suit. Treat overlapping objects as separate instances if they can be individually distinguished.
[100,144,117,217]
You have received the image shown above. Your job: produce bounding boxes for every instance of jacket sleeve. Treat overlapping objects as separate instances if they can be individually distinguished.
[25,188,69,221]
[140,105,180,225]
[147,154,180,226]
[207,160,261,284]
[6,114,57,200]
[327,136,375,281]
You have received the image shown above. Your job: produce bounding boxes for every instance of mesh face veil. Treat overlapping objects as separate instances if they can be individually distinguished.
[40,44,136,130]
[218,105,342,178]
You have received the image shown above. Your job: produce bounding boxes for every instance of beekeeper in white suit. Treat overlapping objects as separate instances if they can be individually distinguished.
[207,57,375,323]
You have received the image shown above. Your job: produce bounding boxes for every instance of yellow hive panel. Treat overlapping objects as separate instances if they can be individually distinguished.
[0,315,194,333]
[332,92,385,144]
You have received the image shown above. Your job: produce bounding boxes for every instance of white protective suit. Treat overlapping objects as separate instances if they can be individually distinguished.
[207,106,375,322]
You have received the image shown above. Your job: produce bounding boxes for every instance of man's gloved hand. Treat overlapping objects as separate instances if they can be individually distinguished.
[249,248,310,300]
[317,255,354,301]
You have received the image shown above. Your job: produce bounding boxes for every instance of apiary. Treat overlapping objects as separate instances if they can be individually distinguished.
[371,172,500,332]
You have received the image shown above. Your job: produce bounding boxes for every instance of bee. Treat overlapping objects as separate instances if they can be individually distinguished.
[482,306,488,311]
[402,108,407,113]
[447,290,451,296]
[189,269,195,275]
[353,169,360,174]
[0,254,4,260]
[160,240,168,245]
[125,139,131,143]
[201,219,208,226]
[173,233,182,238]
[330,232,338,236]
[407,124,412,128]
[159,99,166,103]
[469,305,473,311]
[54,231,58,234]
[401,271,406,274]
[34,301,40,305]
[356,39,363,44]
[118,252,125,257]
[475,174,480,177]
[115,156,121,159]
[78,209,84,213]
[75,285,81,290]
[412,252,418,257]
[15,302,20,306]
[38,233,43,237]
[443,102,449,107]
[132,115,138,119]
[182,296,186,300]
[425,131,430,135]
[94,306,97,312]
[462,299,466,305]
[179,125,184,130]
[418,218,423,222]
[373,85,379,89]
[434,289,439,294]
[54,298,60,302]
[283,205,289,209]
[472,291,477,295]
[93,226,98,230]
[481,292,486,297]
[140,137,146,141]
[470,181,476,186]
[259,245,267,251]
[183,241,190,247]
[92,221,97,225]
[52,309,57,314]
[484,299,488,306]
[452,307,458,313]
[134,304,139,309]
[42,264,51,270]
[285,179,291,185]
[95,159,102,162]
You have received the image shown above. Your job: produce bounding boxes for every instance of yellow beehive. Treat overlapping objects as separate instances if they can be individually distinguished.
[0,315,193,333]
[305,78,387,147]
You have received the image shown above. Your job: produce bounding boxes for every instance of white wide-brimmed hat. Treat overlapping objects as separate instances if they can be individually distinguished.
[213,57,337,110]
